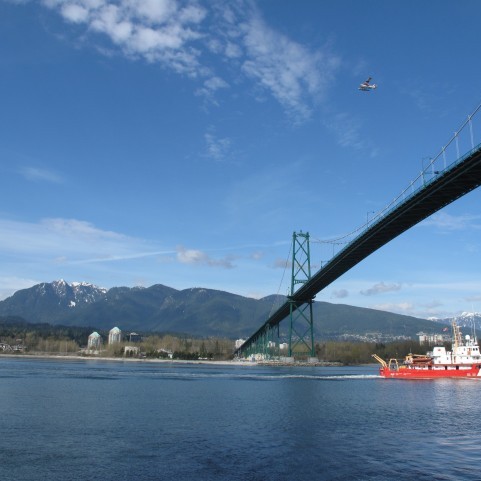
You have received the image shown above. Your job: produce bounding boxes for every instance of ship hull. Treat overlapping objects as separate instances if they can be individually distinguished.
[380,364,481,379]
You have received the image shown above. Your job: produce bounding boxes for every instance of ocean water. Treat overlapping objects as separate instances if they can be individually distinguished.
[0,357,480,481]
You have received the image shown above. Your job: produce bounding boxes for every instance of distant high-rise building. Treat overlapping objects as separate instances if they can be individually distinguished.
[108,327,122,344]
[87,331,102,350]
[129,332,141,343]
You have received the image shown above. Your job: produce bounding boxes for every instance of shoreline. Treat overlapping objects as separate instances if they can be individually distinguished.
[0,352,256,366]
[0,353,344,367]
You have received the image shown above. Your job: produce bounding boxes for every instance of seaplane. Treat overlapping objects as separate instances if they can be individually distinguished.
[358,77,377,91]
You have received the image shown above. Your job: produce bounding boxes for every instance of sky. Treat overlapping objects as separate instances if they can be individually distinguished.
[1,0,481,320]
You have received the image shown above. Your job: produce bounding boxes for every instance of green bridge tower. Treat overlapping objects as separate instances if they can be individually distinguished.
[288,231,316,359]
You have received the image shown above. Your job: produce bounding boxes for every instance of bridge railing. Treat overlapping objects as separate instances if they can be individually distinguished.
[320,102,481,259]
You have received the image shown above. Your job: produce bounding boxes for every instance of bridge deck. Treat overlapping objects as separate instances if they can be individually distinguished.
[236,143,481,355]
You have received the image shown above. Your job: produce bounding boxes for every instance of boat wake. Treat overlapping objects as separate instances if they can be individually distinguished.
[139,372,381,381]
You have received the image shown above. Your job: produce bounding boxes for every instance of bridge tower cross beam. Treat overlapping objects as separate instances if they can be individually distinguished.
[288,231,316,359]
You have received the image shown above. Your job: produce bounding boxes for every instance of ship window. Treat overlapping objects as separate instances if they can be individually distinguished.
[456,366,459,370]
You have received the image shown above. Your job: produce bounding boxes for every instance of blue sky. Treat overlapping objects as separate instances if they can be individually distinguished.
[1,0,481,320]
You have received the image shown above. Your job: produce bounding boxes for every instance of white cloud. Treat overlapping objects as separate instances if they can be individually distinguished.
[332,288,349,299]
[18,166,63,183]
[176,245,235,269]
[0,276,42,301]
[37,0,340,121]
[250,251,263,260]
[239,12,339,122]
[272,258,290,270]
[225,41,242,59]
[423,212,481,231]
[0,217,169,263]
[324,112,379,156]
[204,131,231,161]
[371,302,414,315]
[43,0,207,75]
[360,282,402,296]
[61,3,89,23]
[127,0,177,24]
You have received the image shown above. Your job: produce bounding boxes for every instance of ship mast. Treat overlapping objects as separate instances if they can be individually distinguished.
[452,320,462,362]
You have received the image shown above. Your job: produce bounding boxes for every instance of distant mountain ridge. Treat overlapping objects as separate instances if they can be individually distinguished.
[0,280,450,340]
[429,312,481,331]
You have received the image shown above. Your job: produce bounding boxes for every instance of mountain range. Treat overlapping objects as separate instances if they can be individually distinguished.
[429,312,481,331]
[0,280,461,340]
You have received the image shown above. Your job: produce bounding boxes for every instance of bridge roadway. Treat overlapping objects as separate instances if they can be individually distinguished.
[236,143,481,355]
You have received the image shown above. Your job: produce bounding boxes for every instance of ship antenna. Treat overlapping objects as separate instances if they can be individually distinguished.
[472,305,477,341]
[471,304,477,343]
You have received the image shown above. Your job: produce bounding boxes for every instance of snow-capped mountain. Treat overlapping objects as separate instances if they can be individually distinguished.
[44,279,108,307]
[429,312,481,331]
[0,280,451,338]
[0,279,109,319]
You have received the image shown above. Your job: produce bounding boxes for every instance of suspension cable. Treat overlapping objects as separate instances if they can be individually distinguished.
[268,241,292,318]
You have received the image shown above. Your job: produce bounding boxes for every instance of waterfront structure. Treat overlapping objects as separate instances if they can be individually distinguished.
[124,346,140,357]
[158,348,173,359]
[417,332,449,345]
[87,331,102,350]
[129,332,141,343]
[108,327,122,344]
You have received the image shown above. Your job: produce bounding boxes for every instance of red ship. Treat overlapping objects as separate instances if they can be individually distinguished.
[372,321,481,379]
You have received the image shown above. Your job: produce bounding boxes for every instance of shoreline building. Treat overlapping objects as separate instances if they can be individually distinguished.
[87,331,102,350]
[417,332,450,345]
[129,332,141,343]
[108,327,122,345]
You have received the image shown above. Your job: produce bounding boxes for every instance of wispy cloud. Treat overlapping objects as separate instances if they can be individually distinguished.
[204,130,231,161]
[272,258,290,269]
[196,75,229,102]
[332,288,349,299]
[371,302,414,315]
[38,0,340,122]
[18,166,63,183]
[423,212,481,231]
[0,217,243,273]
[324,112,378,156]
[176,245,235,269]
[238,11,339,122]
[45,0,207,75]
[465,294,481,302]
[0,276,42,301]
[360,282,402,296]
[250,251,264,261]
[0,217,166,263]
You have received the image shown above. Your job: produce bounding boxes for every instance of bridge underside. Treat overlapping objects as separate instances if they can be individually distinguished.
[236,144,481,357]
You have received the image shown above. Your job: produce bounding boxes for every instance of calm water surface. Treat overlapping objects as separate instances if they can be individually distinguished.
[0,357,480,480]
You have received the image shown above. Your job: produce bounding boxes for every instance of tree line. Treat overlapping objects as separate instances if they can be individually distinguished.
[315,339,450,365]
[0,317,446,364]
[0,318,235,359]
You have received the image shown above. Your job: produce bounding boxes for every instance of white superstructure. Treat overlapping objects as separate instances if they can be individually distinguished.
[428,322,481,365]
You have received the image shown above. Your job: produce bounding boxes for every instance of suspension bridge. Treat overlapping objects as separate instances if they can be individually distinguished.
[235,103,481,360]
